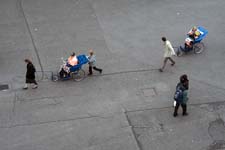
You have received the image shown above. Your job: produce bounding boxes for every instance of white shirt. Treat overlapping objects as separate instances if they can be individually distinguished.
[163,40,176,57]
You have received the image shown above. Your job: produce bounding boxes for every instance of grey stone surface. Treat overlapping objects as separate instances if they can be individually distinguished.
[0,113,139,150]
[126,102,225,150]
[0,0,225,149]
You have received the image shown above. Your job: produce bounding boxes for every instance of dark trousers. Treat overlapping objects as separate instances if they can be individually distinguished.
[59,68,68,78]
[89,66,102,74]
[174,103,187,115]
[26,78,38,85]
[161,57,175,70]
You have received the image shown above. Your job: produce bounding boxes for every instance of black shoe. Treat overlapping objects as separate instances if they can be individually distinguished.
[173,113,178,117]
[100,69,102,74]
[88,73,93,76]
[171,62,175,66]
[159,69,163,72]
[183,113,188,116]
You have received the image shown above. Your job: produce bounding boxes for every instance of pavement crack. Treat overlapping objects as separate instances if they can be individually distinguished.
[17,0,44,79]
[124,110,143,150]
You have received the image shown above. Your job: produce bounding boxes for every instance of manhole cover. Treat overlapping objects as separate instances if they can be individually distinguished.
[0,84,9,91]
[142,88,157,97]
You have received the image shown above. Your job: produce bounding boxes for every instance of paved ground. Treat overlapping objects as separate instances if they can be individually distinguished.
[0,0,225,150]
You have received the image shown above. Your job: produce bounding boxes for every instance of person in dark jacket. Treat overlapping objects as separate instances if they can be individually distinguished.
[173,74,189,117]
[23,59,38,89]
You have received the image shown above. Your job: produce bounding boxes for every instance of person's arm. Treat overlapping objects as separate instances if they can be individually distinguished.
[167,42,175,54]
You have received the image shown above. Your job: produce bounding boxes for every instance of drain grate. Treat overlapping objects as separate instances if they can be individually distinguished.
[0,84,9,91]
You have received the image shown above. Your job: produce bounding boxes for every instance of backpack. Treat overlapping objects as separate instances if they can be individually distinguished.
[174,84,184,102]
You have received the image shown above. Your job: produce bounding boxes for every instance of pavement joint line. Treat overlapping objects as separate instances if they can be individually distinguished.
[88,0,113,55]
[16,95,65,102]
[15,93,86,102]
[18,0,44,80]
[0,115,110,129]
[0,111,125,129]
[12,92,17,115]
[126,100,225,113]
[124,110,143,150]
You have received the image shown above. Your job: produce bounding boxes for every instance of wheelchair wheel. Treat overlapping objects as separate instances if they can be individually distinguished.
[194,42,204,54]
[71,69,85,82]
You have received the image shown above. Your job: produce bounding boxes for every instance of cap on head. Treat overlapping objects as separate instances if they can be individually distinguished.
[192,26,197,30]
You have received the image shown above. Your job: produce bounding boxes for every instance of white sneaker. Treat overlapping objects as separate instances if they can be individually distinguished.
[32,85,38,89]
[23,84,28,90]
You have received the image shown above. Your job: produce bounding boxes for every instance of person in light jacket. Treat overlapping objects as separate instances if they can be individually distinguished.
[159,37,176,72]
[87,49,102,75]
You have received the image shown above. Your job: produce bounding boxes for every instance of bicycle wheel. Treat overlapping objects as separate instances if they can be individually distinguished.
[194,42,204,54]
[71,69,85,82]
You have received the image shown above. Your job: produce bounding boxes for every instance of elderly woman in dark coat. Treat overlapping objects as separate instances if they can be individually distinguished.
[23,59,38,89]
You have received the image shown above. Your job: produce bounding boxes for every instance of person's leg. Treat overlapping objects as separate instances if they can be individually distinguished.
[159,57,169,72]
[181,104,188,116]
[33,79,38,85]
[60,69,64,78]
[173,102,180,117]
[31,79,38,89]
[23,83,28,89]
[60,68,67,78]
[88,65,93,75]
[23,79,29,89]
[168,57,175,66]
[93,66,102,73]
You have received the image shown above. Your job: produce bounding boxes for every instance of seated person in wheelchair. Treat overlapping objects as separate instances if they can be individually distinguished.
[188,26,201,40]
[180,37,194,51]
[67,52,78,67]
[60,52,78,78]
